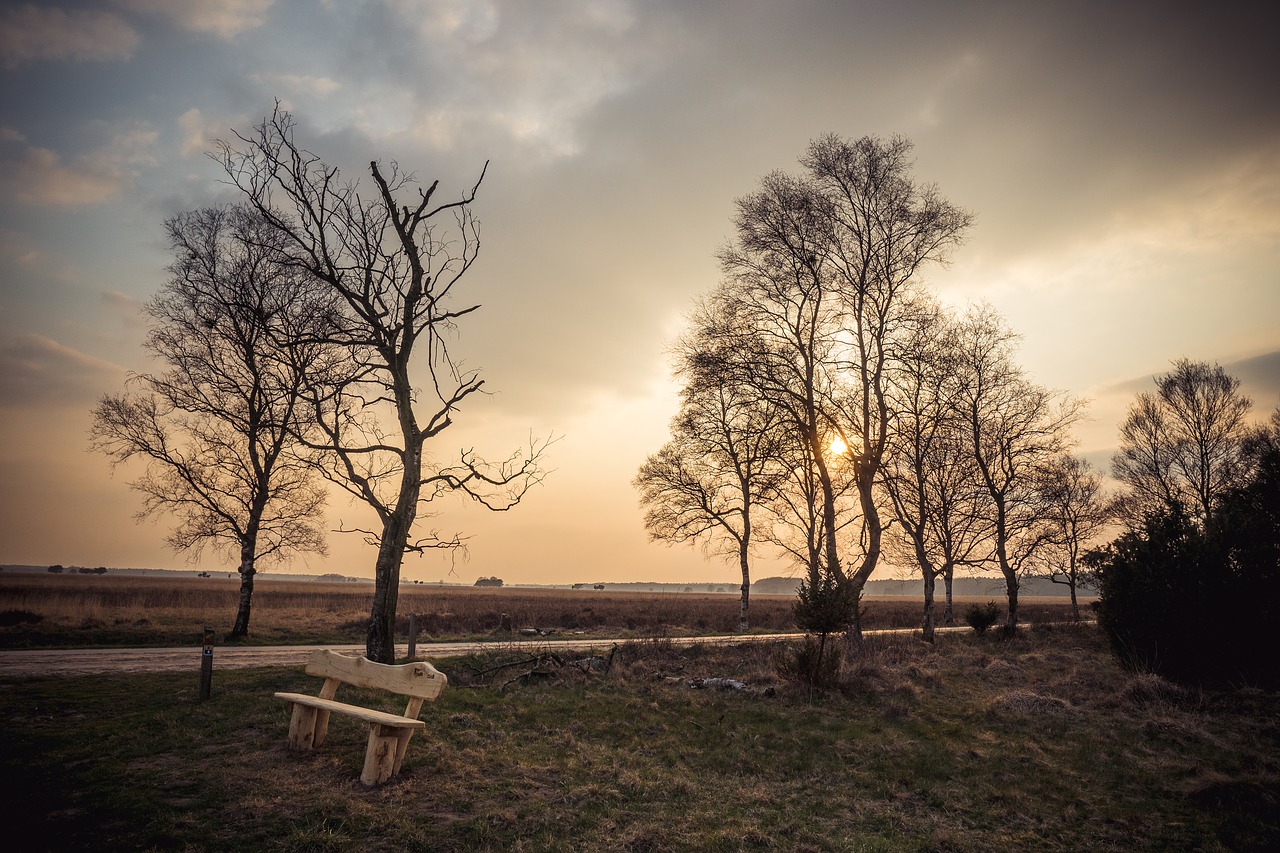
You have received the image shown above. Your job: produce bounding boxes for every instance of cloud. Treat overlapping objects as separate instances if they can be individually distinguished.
[250,73,341,98]
[0,122,157,208]
[302,0,657,160]
[0,228,44,268]
[102,290,146,327]
[1096,350,1280,403]
[117,0,274,39]
[0,4,139,67]
[0,333,127,407]
[177,108,224,159]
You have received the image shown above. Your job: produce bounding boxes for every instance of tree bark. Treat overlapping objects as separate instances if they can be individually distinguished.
[922,570,937,644]
[943,565,955,624]
[229,538,256,639]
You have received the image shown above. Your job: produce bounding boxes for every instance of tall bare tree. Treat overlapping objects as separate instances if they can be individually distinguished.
[1112,359,1253,526]
[882,300,991,640]
[219,108,549,662]
[711,173,853,622]
[671,136,969,640]
[90,204,329,637]
[954,304,1082,632]
[804,135,971,625]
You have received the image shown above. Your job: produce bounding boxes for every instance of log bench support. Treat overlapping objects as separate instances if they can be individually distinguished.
[275,650,446,786]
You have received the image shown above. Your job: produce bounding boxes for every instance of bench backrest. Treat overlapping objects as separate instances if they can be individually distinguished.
[304,649,447,701]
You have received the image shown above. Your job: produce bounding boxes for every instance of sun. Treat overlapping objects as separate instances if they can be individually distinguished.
[829,435,848,456]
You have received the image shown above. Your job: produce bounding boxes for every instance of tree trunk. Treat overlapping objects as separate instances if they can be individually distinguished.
[993,496,1018,633]
[844,585,864,651]
[229,538,256,639]
[367,475,418,663]
[1069,581,1079,621]
[1004,573,1019,634]
[922,570,936,644]
[367,535,404,664]
[943,565,955,624]
[737,509,751,632]
[911,531,937,643]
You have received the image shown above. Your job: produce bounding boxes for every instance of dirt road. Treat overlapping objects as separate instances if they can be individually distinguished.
[0,632,840,677]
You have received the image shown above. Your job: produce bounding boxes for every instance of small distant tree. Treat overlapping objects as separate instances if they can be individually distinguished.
[787,562,859,689]
[953,305,1083,633]
[47,565,64,574]
[882,298,991,640]
[964,601,1001,635]
[1034,454,1111,620]
[90,204,329,638]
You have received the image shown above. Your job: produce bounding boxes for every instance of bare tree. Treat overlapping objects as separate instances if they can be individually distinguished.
[710,173,853,622]
[804,135,972,627]
[1033,454,1110,620]
[1112,359,1253,526]
[634,377,784,631]
[219,108,549,662]
[953,304,1082,632]
[90,205,329,637]
[881,299,991,640]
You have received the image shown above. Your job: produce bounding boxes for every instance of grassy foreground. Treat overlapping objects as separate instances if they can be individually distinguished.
[4,625,1277,851]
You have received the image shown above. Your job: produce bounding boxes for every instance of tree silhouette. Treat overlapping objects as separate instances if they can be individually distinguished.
[219,108,549,662]
[91,205,329,637]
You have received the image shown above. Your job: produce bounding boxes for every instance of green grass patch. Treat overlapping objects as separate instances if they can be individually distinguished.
[3,626,1276,851]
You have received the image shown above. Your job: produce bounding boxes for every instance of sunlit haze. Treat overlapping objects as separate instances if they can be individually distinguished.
[1,1,1277,584]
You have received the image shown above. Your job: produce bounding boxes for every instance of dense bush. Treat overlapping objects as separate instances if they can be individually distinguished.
[1091,420,1280,688]
[964,601,1001,635]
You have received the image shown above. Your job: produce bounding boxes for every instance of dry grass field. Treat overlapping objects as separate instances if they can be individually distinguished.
[3,624,1277,851]
[0,572,1080,648]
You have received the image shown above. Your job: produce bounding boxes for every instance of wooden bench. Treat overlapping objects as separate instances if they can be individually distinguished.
[274,649,447,786]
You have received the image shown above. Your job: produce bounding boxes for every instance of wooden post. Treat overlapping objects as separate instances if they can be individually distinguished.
[199,625,214,700]
[407,614,417,662]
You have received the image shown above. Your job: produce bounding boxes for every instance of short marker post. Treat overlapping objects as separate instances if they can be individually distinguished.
[199,625,214,700]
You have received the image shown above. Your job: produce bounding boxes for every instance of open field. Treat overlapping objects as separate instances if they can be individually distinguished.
[0,573,1080,649]
[3,624,1277,851]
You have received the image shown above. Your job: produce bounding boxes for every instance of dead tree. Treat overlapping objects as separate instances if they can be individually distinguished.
[219,108,549,662]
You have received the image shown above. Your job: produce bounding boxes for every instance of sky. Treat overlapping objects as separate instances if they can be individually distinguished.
[1,0,1277,585]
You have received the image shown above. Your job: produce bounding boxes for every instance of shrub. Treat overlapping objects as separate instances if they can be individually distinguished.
[774,635,843,691]
[964,601,1001,635]
[1091,410,1280,688]
[0,609,43,627]
[793,564,859,636]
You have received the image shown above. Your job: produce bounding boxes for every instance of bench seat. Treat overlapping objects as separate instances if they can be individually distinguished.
[273,693,429,729]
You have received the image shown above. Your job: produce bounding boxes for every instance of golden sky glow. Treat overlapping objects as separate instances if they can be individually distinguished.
[0,1,1277,584]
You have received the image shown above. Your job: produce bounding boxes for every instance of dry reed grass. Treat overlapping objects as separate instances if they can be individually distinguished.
[0,571,1083,648]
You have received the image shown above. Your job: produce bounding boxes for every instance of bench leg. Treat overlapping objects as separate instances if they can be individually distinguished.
[361,724,401,786]
[313,709,332,748]
[393,729,416,776]
[287,703,320,750]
